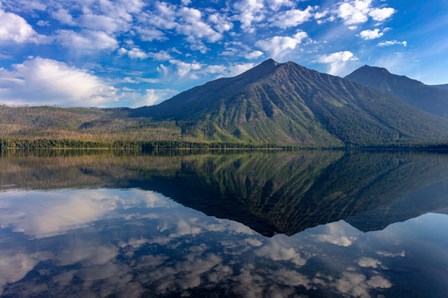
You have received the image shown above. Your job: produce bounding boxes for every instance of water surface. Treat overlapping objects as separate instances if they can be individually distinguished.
[0,151,447,297]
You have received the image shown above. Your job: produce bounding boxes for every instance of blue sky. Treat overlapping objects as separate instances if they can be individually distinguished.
[0,0,447,107]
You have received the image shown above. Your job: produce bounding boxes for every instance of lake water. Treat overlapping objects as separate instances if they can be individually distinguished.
[0,151,447,297]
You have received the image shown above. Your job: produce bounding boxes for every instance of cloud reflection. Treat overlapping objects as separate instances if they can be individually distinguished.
[0,188,446,297]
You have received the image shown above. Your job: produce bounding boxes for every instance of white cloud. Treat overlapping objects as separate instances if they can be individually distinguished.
[369,7,395,22]
[357,257,382,268]
[170,59,202,78]
[145,1,178,30]
[0,252,39,295]
[157,64,169,76]
[244,50,264,59]
[359,28,386,40]
[338,0,372,25]
[314,222,357,246]
[36,20,50,27]
[79,13,129,33]
[55,30,118,52]
[208,13,233,33]
[319,51,356,63]
[0,57,117,106]
[148,50,172,61]
[135,26,166,41]
[123,47,148,59]
[203,63,256,77]
[378,40,407,47]
[120,47,171,61]
[176,7,222,43]
[255,31,309,59]
[51,8,76,26]
[234,0,265,32]
[0,9,47,43]
[334,272,392,297]
[228,63,256,76]
[337,0,395,27]
[134,89,177,107]
[267,0,293,11]
[318,51,358,75]
[255,238,307,266]
[271,6,314,28]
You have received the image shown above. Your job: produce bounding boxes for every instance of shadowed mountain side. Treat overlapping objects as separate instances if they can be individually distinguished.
[1,152,448,235]
[346,65,448,117]
[345,179,448,232]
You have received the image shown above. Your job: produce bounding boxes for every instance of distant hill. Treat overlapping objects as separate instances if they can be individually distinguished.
[345,65,448,117]
[133,59,448,146]
[2,60,448,148]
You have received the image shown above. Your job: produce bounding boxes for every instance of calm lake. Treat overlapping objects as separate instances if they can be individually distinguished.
[0,151,447,297]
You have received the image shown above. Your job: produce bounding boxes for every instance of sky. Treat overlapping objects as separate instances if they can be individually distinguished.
[0,0,447,108]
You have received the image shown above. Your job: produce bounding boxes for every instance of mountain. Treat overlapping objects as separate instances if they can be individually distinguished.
[133,59,448,146]
[345,65,448,117]
[432,83,448,91]
[2,60,448,148]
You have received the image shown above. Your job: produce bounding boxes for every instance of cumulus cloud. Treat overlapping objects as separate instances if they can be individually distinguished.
[334,272,392,297]
[359,28,387,40]
[176,7,222,44]
[79,13,130,33]
[170,59,202,78]
[208,13,233,33]
[133,89,177,107]
[255,31,309,59]
[0,57,117,106]
[378,40,407,47]
[0,9,47,43]
[234,0,265,32]
[203,63,256,77]
[337,0,395,28]
[244,50,264,60]
[134,26,166,41]
[369,7,396,22]
[267,0,294,11]
[357,257,382,268]
[51,8,76,25]
[271,6,314,28]
[119,47,155,60]
[255,238,307,266]
[55,29,119,52]
[318,51,358,75]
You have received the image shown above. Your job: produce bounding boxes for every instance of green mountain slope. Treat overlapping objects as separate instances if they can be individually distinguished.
[345,65,448,117]
[134,59,448,146]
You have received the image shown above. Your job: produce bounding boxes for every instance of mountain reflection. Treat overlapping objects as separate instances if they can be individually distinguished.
[0,151,448,297]
[1,151,448,235]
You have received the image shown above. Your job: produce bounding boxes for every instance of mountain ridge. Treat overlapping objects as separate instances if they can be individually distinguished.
[133,59,448,146]
[1,59,448,148]
[345,65,448,117]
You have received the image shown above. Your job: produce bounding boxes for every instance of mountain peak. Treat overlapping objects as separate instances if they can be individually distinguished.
[357,65,391,75]
[261,58,280,66]
[248,58,281,73]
